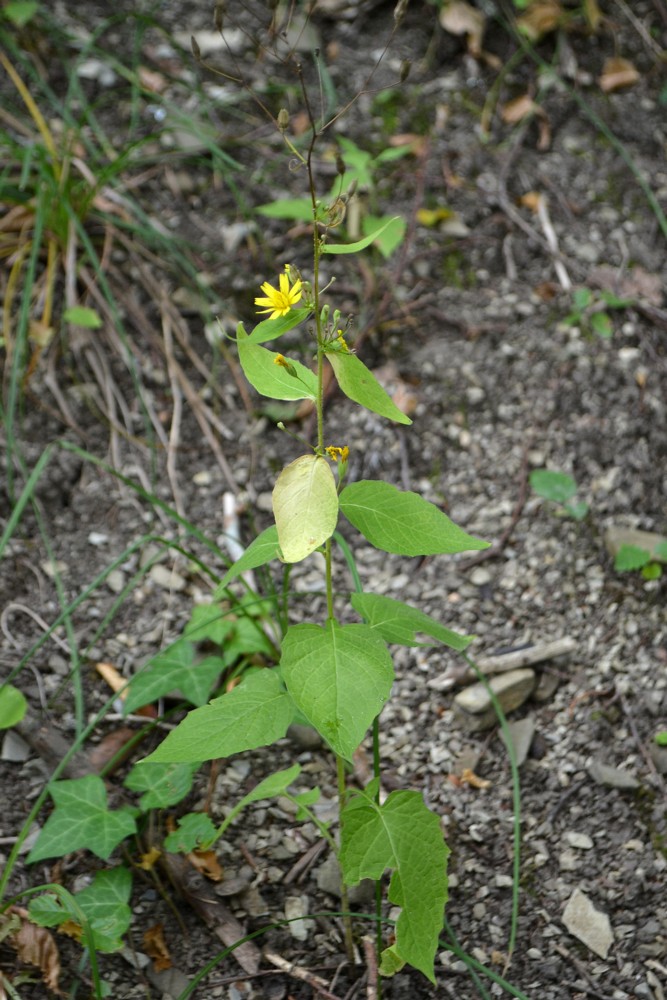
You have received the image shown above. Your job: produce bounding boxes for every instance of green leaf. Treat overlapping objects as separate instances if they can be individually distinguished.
[273,454,339,563]
[237,326,317,400]
[244,309,311,344]
[529,469,578,504]
[163,813,216,852]
[28,868,132,953]
[28,776,137,863]
[326,351,411,425]
[144,670,295,763]
[184,604,236,644]
[280,620,394,760]
[655,731,667,747]
[2,2,40,27]
[340,784,449,981]
[63,306,103,329]
[71,868,132,952]
[350,593,473,650]
[124,638,223,713]
[590,311,613,337]
[234,764,302,812]
[361,215,405,258]
[124,761,200,810]
[379,945,406,977]
[564,500,589,521]
[339,480,488,556]
[642,562,662,580]
[614,544,651,572]
[214,525,280,594]
[0,683,28,729]
[293,787,321,821]
[256,197,314,221]
[321,217,401,255]
[572,288,592,311]
[654,541,667,561]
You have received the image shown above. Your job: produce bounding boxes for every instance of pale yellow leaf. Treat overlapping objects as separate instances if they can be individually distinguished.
[272,455,338,564]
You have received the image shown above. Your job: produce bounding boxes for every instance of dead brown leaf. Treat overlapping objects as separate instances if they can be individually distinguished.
[188,849,224,882]
[439,1,485,58]
[138,845,162,871]
[501,95,551,150]
[598,56,640,93]
[88,727,137,773]
[460,767,492,789]
[7,906,62,995]
[516,0,563,42]
[143,924,172,972]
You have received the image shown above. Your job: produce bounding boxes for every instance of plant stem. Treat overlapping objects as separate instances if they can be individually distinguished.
[336,753,356,965]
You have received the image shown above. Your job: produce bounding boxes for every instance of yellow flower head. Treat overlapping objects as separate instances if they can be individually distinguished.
[255,270,303,320]
[325,445,350,463]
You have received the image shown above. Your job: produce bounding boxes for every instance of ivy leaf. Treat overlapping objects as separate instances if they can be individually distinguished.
[28,776,137,863]
[214,525,280,594]
[124,638,223,714]
[280,621,393,761]
[124,761,200,810]
[183,605,236,645]
[144,670,295,763]
[28,868,133,953]
[339,481,488,556]
[350,592,473,650]
[340,784,449,982]
[236,326,317,401]
[163,813,217,853]
[326,351,411,425]
[614,544,651,572]
[273,455,339,563]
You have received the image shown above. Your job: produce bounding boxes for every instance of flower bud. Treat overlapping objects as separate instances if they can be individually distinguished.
[277,108,290,132]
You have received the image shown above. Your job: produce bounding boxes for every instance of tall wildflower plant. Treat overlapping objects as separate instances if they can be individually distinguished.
[145,0,489,983]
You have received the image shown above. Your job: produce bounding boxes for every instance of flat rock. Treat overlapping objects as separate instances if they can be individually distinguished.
[604,526,667,562]
[500,715,535,767]
[454,668,536,732]
[562,887,614,958]
[588,760,640,790]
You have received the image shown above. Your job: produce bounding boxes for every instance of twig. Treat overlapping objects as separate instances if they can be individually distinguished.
[160,308,186,520]
[361,936,377,1000]
[554,943,618,999]
[263,949,343,1000]
[535,194,571,291]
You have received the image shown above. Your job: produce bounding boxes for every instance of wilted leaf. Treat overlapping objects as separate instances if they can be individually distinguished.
[7,906,61,995]
[439,1,485,57]
[598,57,640,93]
[143,924,172,971]
[188,849,223,881]
[517,0,563,40]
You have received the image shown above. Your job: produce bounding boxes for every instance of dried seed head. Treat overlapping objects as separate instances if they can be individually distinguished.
[335,152,345,177]
[277,108,290,132]
[190,35,201,61]
[214,2,225,32]
[394,0,409,28]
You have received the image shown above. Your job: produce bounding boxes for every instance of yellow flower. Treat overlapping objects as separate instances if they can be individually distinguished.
[255,271,303,319]
[325,445,349,462]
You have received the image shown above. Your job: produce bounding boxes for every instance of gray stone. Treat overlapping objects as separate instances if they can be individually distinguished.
[562,887,614,958]
[588,760,640,790]
[500,715,535,767]
[649,742,667,775]
[454,669,536,732]
[604,527,667,563]
[149,564,187,592]
[565,831,594,850]
[316,853,374,906]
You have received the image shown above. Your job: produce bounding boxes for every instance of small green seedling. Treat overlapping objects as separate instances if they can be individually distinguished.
[530,469,589,520]
[563,287,633,338]
[614,541,667,581]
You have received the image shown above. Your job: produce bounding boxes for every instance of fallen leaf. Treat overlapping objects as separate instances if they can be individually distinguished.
[138,846,162,871]
[439,1,485,58]
[188,849,224,882]
[460,767,491,789]
[583,0,602,31]
[88,727,137,773]
[519,191,543,213]
[501,95,551,150]
[7,907,62,995]
[588,265,663,306]
[598,56,640,93]
[516,0,563,41]
[143,924,172,972]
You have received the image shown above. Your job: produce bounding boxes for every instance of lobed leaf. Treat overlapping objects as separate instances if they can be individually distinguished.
[124,761,200,810]
[326,351,411,425]
[124,638,223,713]
[27,776,137,863]
[339,480,488,556]
[340,784,449,982]
[273,455,339,563]
[280,620,393,760]
[350,592,473,650]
